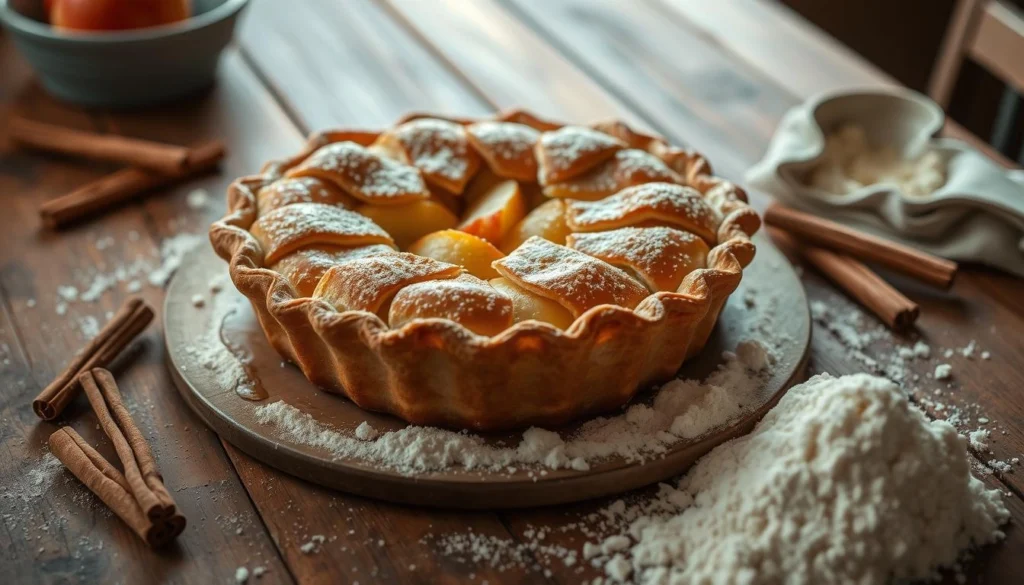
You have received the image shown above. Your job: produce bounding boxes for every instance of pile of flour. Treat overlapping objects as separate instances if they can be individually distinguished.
[253,340,774,475]
[582,373,1009,584]
[807,124,946,197]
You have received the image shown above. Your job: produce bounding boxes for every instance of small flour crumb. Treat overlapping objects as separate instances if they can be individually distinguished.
[126,280,142,293]
[981,351,992,360]
[354,421,378,441]
[234,567,249,583]
[989,460,1012,474]
[94,235,115,250]
[969,429,991,451]
[605,555,631,582]
[57,285,78,302]
[935,363,953,380]
[601,535,631,555]
[186,188,210,210]
[252,566,266,578]
[898,340,931,360]
[960,340,978,359]
[77,316,100,340]
[26,298,36,308]
[300,534,325,554]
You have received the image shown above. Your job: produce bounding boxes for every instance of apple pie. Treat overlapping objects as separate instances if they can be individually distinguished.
[210,110,760,430]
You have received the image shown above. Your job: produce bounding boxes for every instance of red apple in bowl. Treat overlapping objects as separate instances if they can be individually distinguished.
[47,0,190,32]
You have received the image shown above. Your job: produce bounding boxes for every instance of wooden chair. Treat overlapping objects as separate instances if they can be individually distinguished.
[929,0,1024,161]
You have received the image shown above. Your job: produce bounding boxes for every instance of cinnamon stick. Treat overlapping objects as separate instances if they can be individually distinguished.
[764,202,958,289]
[771,228,919,330]
[48,427,186,548]
[80,369,177,521]
[32,298,154,420]
[39,140,226,230]
[9,117,192,175]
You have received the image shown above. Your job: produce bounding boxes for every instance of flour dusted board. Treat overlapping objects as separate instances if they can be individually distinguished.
[164,234,809,509]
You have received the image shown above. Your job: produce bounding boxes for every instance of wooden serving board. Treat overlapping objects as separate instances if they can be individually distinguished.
[164,234,810,509]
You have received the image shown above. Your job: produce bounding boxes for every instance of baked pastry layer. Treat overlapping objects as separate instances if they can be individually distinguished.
[211,110,760,430]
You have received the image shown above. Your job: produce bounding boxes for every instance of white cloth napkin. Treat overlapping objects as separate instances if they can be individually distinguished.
[746,99,1024,277]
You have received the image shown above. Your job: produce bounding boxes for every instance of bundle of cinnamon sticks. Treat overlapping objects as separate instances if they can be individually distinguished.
[765,202,959,330]
[33,297,185,548]
[8,117,226,229]
[49,370,186,548]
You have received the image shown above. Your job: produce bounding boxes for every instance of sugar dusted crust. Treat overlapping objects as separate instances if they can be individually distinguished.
[210,110,760,430]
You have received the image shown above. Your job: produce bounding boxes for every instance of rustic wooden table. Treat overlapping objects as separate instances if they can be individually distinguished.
[2,1,1022,583]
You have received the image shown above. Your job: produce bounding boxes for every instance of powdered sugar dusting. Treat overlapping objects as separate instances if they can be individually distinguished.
[314,253,461,314]
[568,226,708,292]
[538,126,624,175]
[181,289,257,400]
[252,339,774,476]
[468,121,540,160]
[390,274,513,331]
[250,202,392,264]
[393,118,474,182]
[291,141,428,201]
[495,237,649,316]
[567,182,719,243]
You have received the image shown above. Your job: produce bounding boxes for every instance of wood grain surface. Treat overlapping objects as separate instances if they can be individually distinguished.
[1,0,1022,582]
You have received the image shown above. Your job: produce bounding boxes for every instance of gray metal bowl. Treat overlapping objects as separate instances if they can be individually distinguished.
[0,0,248,108]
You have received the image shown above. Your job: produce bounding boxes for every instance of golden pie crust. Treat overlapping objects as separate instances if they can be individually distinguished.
[211,109,760,430]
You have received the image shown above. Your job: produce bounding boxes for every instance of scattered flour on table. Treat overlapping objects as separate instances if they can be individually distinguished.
[148,233,202,287]
[432,374,1009,584]
[4,453,63,503]
[76,315,100,340]
[253,340,774,475]
[807,299,1001,438]
[49,232,202,322]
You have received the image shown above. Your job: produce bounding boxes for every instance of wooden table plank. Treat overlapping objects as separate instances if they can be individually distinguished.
[237,0,492,130]
[0,39,293,583]
[654,0,1015,168]
[379,0,650,130]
